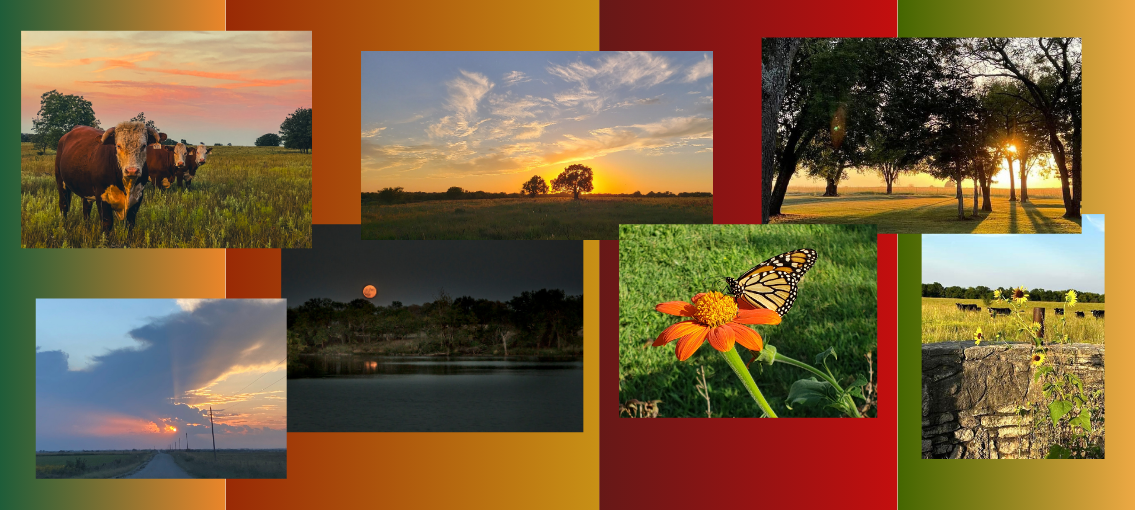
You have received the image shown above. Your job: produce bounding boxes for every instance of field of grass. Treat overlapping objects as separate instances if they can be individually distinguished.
[35,451,154,478]
[922,297,1104,345]
[21,143,312,248]
[362,196,713,240]
[169,450,286,479]
[774,187,1080,234]
[619,224,878,418]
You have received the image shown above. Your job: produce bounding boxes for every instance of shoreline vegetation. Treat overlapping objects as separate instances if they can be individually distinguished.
[288,290,584,371]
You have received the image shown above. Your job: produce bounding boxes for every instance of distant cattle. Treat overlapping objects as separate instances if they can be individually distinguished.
[1091,310,1105,318]
[146,138,187,191]
[1075,311,1086,317]
[179,146,201,188]
[1054,308,1064,315]
[988,307,1011,317]
[195,143,211,166]
[55,121,159,232]
[955,303,981,312]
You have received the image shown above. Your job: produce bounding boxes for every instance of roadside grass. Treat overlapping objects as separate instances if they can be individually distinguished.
[619,224,878,418]
[21,143,312,248]
[169,450,287,479]
[35,451,154,479]
[362,196,713,240]
[774,188,1080,234]
[921,297,1104,344]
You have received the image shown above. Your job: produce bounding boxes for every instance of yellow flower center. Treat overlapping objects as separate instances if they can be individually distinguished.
[693,291,738,328]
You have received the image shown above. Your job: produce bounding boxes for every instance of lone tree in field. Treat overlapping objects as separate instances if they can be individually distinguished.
[255,133,282,147]
[280,107,313,153]
[446,186,464,199]
[551,164,594,200]
[31,90,100,155]
[521,175,548,197]
[129,112,158,134]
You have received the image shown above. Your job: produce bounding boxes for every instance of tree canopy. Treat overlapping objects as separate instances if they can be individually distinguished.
[279,107,312,153]
[550,164,594,200]
[31,90,100,154]
[255,133,282,147]
[521,175,549,197]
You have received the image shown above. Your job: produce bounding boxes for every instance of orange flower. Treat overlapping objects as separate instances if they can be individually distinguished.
[653,291,781,361]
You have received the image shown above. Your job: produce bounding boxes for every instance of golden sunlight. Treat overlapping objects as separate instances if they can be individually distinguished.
[1006,144,1017,153]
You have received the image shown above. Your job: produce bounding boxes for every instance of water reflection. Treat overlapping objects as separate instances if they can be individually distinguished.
[289,354,581,378]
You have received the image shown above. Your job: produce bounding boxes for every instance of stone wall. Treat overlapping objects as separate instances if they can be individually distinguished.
[922,342,1104,459]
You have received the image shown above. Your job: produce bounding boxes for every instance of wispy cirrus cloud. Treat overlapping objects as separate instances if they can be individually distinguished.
[684,53,713,82]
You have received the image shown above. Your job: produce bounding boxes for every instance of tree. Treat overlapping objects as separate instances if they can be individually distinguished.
[30,90,100,155]
[280,107,312,153]
[761,38,803,223]
[255,133,282,147]
[550,164,594,200]
[521,175,548,197]
[446,186,464,199]
[128,112,158,133]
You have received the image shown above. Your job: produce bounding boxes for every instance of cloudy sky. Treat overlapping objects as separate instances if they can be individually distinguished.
[922,214,1105,293]
[21,31,311,146]
[361,51,713,194]
[36,299,286,451]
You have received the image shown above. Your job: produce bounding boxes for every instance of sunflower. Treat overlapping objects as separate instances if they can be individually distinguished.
[1031,351,1046,367]
[1066,289,1078,307]
[1013,286,1029,305]
[653,291,781,361]
[973,327,984,345]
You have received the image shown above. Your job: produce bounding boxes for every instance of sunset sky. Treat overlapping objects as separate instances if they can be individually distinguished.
[789,150,1066,189]
[361,51,713,194]
[21,31,311,146]
[36,299,286,451]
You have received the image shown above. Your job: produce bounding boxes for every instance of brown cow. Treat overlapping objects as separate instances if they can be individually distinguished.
[178,146,199,188]
[145,137,188,191]
[55,121,160,232]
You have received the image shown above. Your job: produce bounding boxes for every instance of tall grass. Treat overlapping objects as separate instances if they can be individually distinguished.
[362,196,713,240]
[21,143,311,248]
[35,451,154,479]
[921,297,1104,344]
[168,450,286,479]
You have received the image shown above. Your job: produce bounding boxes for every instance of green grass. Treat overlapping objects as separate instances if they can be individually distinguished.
[21,143,312,248]
[774,187,1081,234]
[619,224,878,418]
[921,297,1104,345]
[168,450,287,479]
[35,451,154,478]
[362,196,713,240]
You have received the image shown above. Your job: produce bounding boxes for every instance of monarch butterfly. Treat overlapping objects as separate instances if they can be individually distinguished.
[725,248,817,316]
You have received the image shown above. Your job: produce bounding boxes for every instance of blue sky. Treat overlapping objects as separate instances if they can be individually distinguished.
[361,51,713,193]
[922,214,1105,293]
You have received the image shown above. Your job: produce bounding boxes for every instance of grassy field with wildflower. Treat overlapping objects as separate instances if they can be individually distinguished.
[922,297,1104,344]
[362,196,713,240]
[618,224,878,418]
[20,143,312,248]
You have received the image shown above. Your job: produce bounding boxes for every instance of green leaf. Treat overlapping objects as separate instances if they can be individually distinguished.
[1045,444,1073,459]
[814,346,837,365]
[786,377,834,410]
[844,375,868,401]
[1033,365,1053,381]
[1069,408,1092,434]
[753,344,778,367]
[1066,373,1084,396]
[1048,400,1074,427]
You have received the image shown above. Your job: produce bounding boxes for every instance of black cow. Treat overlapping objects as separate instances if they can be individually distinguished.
[55,121,160,232]
[1054,308,1064,315]
[988,307,1011,317]
[955,303,980,312]
[1075,311,1086,317]
[1091,310,1105,318]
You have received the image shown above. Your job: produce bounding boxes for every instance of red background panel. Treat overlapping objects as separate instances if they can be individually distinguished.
[600,234,896,509]
[600,0,898,224]
[226,249,282,299]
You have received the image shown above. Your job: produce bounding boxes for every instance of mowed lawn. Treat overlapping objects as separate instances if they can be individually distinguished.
[362,196,713,240]
[922,297,1104,345]
[774,187,1081,234]
[21,143,312,248]
[619,224,878,418]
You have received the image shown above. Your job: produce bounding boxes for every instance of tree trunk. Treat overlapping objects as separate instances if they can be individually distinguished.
[980,171,992,212]
[886,179,893,195]
[761,39,802,224]
[955,161,965,220]
[768,125,813,217]
[1069,105,1082,218]
[972,175,979,217]
[823,177,838,197]
[1006,156,1016,201]
[1018,152,1029,202]
[573,190,580,200]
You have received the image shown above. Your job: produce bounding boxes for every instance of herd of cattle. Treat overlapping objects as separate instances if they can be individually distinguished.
[954,302,1104,318]
[54,121,212,233]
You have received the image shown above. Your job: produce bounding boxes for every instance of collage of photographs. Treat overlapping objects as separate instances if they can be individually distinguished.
[3,1,1121,510]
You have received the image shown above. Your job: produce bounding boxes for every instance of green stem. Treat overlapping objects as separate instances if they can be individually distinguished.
[773,352,863,418]
[720,347,778,418]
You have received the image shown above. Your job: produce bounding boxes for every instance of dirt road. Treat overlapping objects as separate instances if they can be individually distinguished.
[126,452,192,479]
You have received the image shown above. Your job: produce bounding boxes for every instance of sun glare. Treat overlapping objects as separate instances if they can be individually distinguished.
[1007,144,1017,153]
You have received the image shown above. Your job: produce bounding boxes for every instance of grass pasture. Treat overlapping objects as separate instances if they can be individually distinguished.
[35,450,154,478]
[21,143,312,248]
[619,224,878,418]
[362,196,713,240]
[922,297,1105,345]
[168,450,286,479]
[774,187,1081,234]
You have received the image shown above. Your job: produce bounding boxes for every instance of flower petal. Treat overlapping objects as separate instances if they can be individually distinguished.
[734,308,782,325]
[706,325,735,352]
[728,322,764,352]
[674,326,711,361]
[655,301,696,317]
[653,321,704,346]
[692,293,707,303]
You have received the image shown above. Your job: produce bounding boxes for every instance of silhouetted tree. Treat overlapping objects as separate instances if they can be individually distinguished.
[280,107,313,153]
[255,133,282,147]
[521,175,548,197]
[551,164,594,200]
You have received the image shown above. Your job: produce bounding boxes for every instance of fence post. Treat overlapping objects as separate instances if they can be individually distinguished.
[1033,307,1045,339]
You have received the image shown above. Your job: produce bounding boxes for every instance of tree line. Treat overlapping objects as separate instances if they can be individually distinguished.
[761,38,1082,222]
[922,282,1103,304]
[287,289,583,356]
[364,186,710,205]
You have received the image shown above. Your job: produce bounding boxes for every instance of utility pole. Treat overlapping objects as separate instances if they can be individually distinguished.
[209,406,217,462]
[186,432,188,452]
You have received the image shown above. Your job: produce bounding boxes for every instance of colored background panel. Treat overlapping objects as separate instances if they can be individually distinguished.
[227,249,281,299]
[227,240,599,509]
[897,3,1123,509]
[601,0,898,225]
[601,235,897,509]
[3,2,226,507]
[226,0,600,225]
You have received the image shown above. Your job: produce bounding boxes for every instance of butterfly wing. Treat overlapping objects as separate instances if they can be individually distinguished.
[728,248,816,316]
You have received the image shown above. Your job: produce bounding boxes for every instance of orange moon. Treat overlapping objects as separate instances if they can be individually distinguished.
[363,285,377,299]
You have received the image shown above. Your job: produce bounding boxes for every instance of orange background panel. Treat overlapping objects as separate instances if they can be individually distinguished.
[226,249,281,298]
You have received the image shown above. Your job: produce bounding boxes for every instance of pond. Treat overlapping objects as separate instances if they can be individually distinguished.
[288,355,583,432]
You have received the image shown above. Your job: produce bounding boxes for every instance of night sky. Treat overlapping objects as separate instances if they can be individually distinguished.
[282,225,583,307]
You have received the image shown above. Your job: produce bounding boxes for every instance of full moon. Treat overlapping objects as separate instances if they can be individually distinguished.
[363,285,377,299]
